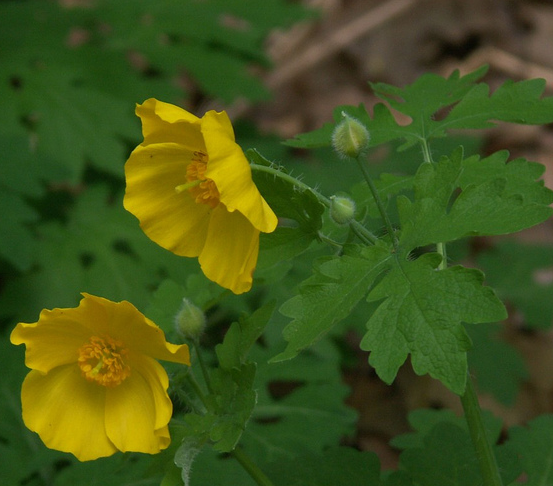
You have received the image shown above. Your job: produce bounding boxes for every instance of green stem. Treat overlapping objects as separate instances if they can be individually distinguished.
[460,373,504,486]
[437,242,447,270]
[193,340,214,395]
[250,163,378,245]
[185,372,209,410]
[420,137,433,165]
[436,237,501,485]
[231,447,275,486]
[354,156,398,250]
[251,162,331,204]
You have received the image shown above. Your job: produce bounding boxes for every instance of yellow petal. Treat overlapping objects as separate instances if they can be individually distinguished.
[21,366,117,461]
[105,356,173,454]
[201,111,277,234]
[78,294,191,365]
[199,205,260,294]
[124,143,211,257]
[137,99,204,150]
[11,310,91,373]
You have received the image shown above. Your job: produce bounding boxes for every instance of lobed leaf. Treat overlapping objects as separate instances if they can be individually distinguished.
[286,65,553,153]
[398,147,553,251]
[273,244,391,362]
[360,253,507,394]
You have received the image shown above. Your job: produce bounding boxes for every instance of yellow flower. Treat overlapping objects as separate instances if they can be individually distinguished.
[124,98,278,294]
[10,293,190,461]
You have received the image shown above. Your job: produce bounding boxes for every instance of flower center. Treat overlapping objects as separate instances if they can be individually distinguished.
[77,335,131,387]
[175,151,220,208]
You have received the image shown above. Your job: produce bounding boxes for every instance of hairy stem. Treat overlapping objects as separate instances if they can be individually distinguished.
[250,162,378,245]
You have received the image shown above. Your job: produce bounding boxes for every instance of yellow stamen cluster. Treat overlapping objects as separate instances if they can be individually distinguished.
[185,151,220,208]
[77,335,131,387]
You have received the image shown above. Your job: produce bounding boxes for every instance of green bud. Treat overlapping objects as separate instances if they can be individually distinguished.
[330,195,356,225]
[174,298,206,340]
[331,112,370,159]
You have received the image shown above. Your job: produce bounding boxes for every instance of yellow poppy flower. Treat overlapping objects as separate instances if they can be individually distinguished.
[124,98,278,294]
[10,293,190,461]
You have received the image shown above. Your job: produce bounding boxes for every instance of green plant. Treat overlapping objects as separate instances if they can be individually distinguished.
[2,2,553,485]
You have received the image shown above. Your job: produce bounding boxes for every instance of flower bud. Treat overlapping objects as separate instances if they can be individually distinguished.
[331,112,370,159]
[330,195,356,225]
[174,298,206,340]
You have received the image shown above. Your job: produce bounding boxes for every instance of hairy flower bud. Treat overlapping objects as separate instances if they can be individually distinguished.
[331,112,370,159]
[174,298,206,340]
[330,195,356,225]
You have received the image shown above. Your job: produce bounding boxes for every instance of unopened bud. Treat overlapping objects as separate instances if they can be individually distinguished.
[174,298,206,340]
[330,195,356,225]
[331,112,370,159]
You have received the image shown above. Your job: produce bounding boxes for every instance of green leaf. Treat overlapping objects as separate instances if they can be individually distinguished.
[267,447,382,486]
[0,185,198,322]
[145,280,188,337]
[286,66,553,152]
[478,240,553,329]
[507,415,553,486]
[210,363,258,452]
[391,408,503,450]
[392,409,520,486]
[360,253,507,394]
[273,244,391,362]
[246,345,357,464]
[183,303,274,456]
[249,150,325,267]
[182,363,257,454]
[397,421,520,486]
[216,301,276,370]
[53,454,160,486]
[398,148,553,250]
[466,323,528,405]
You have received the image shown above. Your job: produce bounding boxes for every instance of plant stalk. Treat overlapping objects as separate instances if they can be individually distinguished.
[250,162,378,244]
[193,339,214,395]
[231,447,275,486]
[354,156,398,250]
[460,373,504,486]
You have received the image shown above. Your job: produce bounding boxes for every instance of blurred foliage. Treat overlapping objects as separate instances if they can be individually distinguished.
[3,1,553,486]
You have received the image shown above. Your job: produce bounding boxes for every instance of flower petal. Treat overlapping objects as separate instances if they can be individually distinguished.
[105,356,172,454]
[201,111,277,234]
[124,143,211,257]
[137,99,204,151]
[21,366,116,461]
[11,310,91,373]
[77,294,191,365]
[199,205,260,294]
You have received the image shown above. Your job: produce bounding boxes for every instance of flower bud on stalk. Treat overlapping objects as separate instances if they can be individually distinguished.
[331,112,370,159]
[330,195,356,225]
[175,298,206,340]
